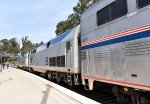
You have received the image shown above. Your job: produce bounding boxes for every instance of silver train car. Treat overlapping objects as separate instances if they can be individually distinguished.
[18,25,81,85]
[17,53,29,69]
[17,0,150,103]
[81,0,150,103]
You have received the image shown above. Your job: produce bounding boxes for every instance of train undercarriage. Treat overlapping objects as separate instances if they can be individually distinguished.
[84,80,150,104]
[47,71,81,86]
[112,86,150,104]
[18,66,82,86]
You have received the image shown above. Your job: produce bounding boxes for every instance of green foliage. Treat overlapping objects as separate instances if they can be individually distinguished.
[21,36,44,54]
[9,38,20,54]
[33,41,44,48]
[93,0,99,4]
[0,38,20,55]
[55,0,99,35]
[21,36,32,54]
[73,0,89,15]
[55,21,68,35]
[55,13,80,35]
[0,36,44,55]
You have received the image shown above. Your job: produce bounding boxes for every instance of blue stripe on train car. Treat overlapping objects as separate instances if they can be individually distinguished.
[81,30,150,50]
[36,29,72,53]
[50,29,72,45]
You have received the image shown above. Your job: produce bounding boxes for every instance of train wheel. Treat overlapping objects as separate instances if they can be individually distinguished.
[138,94,150,104]
[55,73,60,83]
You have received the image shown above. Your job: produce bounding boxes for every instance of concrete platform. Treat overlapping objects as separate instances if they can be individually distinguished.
[0,67,100,104]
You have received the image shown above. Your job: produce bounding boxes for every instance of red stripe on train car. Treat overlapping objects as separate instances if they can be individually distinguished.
[83,76,150,89]
[81,24,150,46]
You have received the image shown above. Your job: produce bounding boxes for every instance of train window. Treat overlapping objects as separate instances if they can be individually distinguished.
[57,56,61,66]
[49,56,65,67]
[53,57,56,66]
[137,0,150,8]
[60,56,65,67]
[110,0,127,21]
[78,36,81,45]
[49,57,56,66]
[66,42,70,50]
[49,58,53,66]
[47,42,50,48]
[97,0,127,26]
[97,6,110,26]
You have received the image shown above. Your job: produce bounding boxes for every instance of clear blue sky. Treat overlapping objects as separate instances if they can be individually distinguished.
[0,0,78,44]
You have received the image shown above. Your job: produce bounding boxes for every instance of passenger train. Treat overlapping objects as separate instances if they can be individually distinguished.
[17,0,150,103]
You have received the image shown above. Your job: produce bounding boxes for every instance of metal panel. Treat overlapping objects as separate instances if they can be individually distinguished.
[137,6,150,27]
[94,46,111,78]
[88,49,95,76]
[124,38,150,85]
[81,50,89,75]
[57,43,63,56]
[110,44,125,81]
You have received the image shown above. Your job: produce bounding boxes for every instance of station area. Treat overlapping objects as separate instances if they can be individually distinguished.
[0,66,100,104]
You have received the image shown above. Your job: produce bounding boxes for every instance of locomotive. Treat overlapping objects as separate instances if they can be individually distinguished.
[18,0,150,103]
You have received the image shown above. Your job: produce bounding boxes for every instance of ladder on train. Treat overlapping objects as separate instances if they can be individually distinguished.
[67,73,73,86]
[84,79,89,90]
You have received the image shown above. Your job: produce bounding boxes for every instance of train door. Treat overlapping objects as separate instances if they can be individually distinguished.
[66,41,71,67]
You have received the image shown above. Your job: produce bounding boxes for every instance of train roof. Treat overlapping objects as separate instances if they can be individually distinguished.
[35,25,80,53]
[81,0,116,20]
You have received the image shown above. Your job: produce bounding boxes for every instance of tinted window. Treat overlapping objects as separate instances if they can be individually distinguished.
[66,42,70,53]
[97,6,110,26]
[137,0,150,8]
[57,56,61,66]
[56,56,65,67]
[110,0,127,20]
[49,58,53,66]
[49,56,65,67]
[47,42,50,48]
[52,57,56,66]
[60,56,65,67]
[97,0,127,26]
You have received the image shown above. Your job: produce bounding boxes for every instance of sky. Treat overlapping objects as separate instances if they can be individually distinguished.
[0,0,78,44]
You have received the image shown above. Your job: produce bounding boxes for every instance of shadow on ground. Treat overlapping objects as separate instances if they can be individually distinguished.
[0,78,13,85]
[41,84,51,104]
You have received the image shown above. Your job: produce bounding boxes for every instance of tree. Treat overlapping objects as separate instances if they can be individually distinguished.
[0,37,43,55]
[0,39,10,54]
[33,41,44,48]
[21,36,28,47]
[92,0,99,4]
[55,13,80,35]
[55,21,68,35]
[55,0,99,36]
[21,36,44,54]
[9,38,20,55]
[73,0,89,15]
[21,36,33,54]
[67,13,80,28]
[0,38,20,55]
